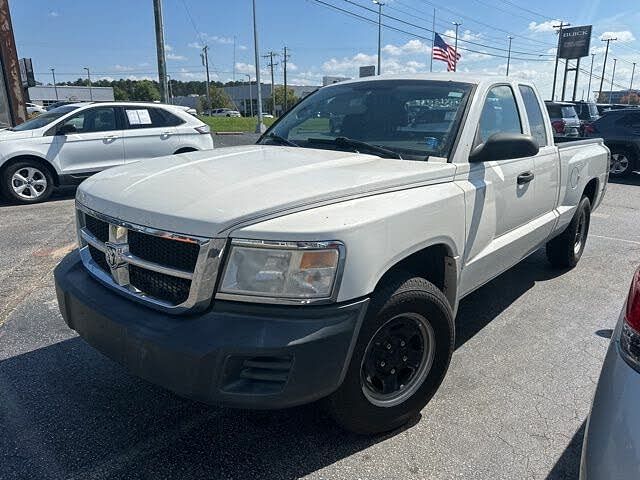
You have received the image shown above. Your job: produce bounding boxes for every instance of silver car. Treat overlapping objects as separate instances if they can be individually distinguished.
[545,101,581,137]
[580,266,640,479]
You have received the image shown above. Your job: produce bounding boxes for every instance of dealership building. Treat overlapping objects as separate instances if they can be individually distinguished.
[27,85,115,106]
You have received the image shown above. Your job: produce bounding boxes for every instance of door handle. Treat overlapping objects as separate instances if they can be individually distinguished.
[104,135,118,140]
[517,171,535,184]
[161,131,172,135]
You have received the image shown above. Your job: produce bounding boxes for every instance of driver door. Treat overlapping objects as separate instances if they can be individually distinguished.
[48,106,125,175]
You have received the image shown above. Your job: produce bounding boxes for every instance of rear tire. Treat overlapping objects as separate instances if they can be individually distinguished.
[1,160,54,204]
[546,196,591,269]
[609,148,635,178]
[326,273,454,435]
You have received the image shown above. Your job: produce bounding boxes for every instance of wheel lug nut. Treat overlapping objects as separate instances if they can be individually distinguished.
[403,356,407,361]
[400,341,405,347]
[380,361,385,367]
[386,344,392,350]
[391,368,396,374]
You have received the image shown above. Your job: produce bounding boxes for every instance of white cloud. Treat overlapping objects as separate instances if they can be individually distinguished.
[239,45,248,51]
[600,30,635,43]
[165,44,174,52]
[383,39,430,56]
[167,53,187,61]
[113,64,136,72]
[188,41,203,49]
[528,20,562,33]
[287,62,299,72]
[49,11,59,17]
[322,53,377,74]
[443,29,482,42]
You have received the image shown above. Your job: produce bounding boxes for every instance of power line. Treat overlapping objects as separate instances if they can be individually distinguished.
[311,0,552,61]
[493,0,553,22]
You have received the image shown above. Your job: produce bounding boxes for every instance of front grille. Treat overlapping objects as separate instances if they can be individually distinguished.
[129,265,192,305]
[88,244,109,272]
[85,215,109,243]
[128,230,199,271]
[77,207,224,312]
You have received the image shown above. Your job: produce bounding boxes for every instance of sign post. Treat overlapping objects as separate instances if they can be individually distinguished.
[557,25,592,101]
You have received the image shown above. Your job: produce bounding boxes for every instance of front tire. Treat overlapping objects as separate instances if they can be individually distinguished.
[1,161,54,204]
[546,196,591,268]
[326,273,454,435]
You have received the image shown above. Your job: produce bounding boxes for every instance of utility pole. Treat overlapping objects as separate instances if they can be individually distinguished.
[0,0,27,125]
[263,51,279,116]
[551,22,569,101]
[244,73,253,117]
[83,67,93,101]
[201,45,211,111]
[50,68,59,101]
[283,46,290,111]
[609,58,617,104]
[430,8,436,72]
[598,37,616,102]
[373,0,384,75]
[152,0,168,103]
[629,62,636,104]
[233,36,237,81]
[506,36,513,76]
[587,53,595,102]
[167,74,173,104]
[452,21,462,72]
[252,0,265,133]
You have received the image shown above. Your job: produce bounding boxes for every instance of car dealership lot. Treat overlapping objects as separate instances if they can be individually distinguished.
[1,175,639,480]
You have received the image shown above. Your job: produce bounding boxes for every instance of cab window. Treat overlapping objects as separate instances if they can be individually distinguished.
[518,85,548,147]
[478,85,522,143]
[58,106,118,133]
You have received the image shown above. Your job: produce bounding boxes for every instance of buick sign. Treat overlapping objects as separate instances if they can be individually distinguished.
[558,25,592,59]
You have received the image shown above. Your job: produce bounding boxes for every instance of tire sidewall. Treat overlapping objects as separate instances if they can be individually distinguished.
[329,277,454,433]
[570,196,591,264]
[610,148,635,177]
[2,161,54,204]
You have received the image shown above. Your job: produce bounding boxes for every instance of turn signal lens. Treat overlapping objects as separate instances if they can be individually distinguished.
[300,250,339,269]
[625,268,640,332]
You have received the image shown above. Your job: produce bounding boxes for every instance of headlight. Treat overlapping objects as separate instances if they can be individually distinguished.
[218,239,345,303]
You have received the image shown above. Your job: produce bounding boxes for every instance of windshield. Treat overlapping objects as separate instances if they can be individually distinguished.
[10,105,79,131]
[561,106,578,119]
[261,80,473,160]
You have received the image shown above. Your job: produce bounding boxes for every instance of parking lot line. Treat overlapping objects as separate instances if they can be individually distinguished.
[592,234,640,246]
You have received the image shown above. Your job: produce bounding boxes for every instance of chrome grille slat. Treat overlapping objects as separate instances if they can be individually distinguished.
[76,202,226,314]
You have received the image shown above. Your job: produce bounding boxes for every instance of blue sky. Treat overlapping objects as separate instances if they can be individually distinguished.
[10,0,640,98]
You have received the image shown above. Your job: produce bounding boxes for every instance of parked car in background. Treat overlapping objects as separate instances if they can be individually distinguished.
[45,100,82,111]
[595,103,639,115]
[585,108,640,178]
[580,266,640,479]
[209,108,241,117]
[173,105,198,116]
[26,102,46,116]
[54,74,608,435]
[545,101,581,137]
[0,102,213,204]
[257,112,274,119]
[572,101,600,136]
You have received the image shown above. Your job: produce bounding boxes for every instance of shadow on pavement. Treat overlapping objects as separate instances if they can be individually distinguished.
[0,249,569,479]
[0,187,76,208]
[545,421,586,480]
[608,171,640,186]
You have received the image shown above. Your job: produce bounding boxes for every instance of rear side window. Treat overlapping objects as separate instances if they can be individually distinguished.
[478,85,522,143]
[518,85,548,147]
[546,104,562,117]
[123,107,184,129]
[561,106,578,118]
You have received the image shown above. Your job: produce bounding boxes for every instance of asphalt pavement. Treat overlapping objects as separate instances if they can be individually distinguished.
[1,170,640,480]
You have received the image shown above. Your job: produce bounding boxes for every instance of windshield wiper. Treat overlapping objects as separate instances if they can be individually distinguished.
[262,133,299,147]
[306,136,403,160]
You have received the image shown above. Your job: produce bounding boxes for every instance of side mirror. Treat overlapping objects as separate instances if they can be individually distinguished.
[57,124,77,135]
[469,133,539,162]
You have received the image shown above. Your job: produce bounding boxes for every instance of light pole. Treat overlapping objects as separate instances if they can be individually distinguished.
[83,67,93,101]
[587,53,595,101]
[609,58,617,104]
[373,0,384,75]
[167,74,173,104]
[452,21,462,72]
[506,36,513,76]
[50,68,58,101]
[252,0,265,133]
[245,73,253,117]
[630,62,637,104]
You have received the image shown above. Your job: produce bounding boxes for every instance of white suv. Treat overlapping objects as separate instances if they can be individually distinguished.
[0,102,214,204]
[209,108,241,117]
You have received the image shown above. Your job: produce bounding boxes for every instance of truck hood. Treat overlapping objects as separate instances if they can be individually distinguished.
[77,145,456,237]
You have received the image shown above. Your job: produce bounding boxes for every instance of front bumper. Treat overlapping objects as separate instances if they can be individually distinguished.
[54,250,368,409]
[580,318,640,479]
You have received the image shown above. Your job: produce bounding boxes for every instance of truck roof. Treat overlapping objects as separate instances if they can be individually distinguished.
[331,72,531,88]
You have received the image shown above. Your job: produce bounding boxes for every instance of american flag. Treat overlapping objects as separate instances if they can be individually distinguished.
[432,33,461,72]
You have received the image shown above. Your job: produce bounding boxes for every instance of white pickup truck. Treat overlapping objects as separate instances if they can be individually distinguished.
[55,74,609,434]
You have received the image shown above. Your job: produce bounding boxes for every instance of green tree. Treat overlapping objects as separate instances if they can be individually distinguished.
[268,86,299,114]
[209,85,234,109]
[131,80,160,101]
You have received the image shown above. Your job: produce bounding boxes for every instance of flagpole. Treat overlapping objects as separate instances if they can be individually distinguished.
[430,8,435,72]
[452,21,462,72]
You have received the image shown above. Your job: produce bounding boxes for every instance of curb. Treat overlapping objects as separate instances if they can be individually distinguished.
[214,131,246,136]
